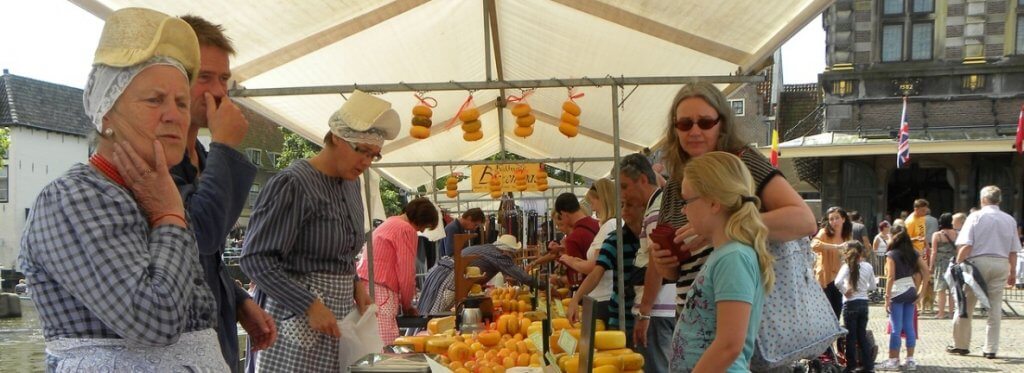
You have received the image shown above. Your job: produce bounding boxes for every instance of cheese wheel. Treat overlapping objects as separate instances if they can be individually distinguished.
[446,190,458,198]
[515,114,536,127]
[621,353,644,370]
[559,122,579,137]
[393,336,428,352]
[593,366,621,373]
[459,107,480,122]
[463,130,483,142]
[593,355,624,370]
[412,105,432,117]
[466,266,482,277]
[551,318,571,331]
[562,101,581,116]
[461,120,482,133]
[560,112,579,126]
[425,336,455,354]
[427,316,456,335]
[595,331,627,350]
[513,126,533,138]
[409,125,430,139]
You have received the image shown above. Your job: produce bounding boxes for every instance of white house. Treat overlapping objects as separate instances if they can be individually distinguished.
[0,71,92,272]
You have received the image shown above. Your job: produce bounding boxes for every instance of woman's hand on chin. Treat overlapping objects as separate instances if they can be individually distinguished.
[113,140,185,222]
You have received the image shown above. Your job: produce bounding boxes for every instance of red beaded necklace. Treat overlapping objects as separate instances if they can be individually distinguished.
[89,153,127,188]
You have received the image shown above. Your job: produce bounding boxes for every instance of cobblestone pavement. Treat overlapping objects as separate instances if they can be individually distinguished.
[859,303,1024,372]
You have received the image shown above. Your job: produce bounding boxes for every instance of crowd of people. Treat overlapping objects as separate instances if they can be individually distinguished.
[13,6,1022,373]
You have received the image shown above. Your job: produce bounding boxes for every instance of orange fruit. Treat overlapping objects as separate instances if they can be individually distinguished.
[559,122,579,137]
[562,100,581,116]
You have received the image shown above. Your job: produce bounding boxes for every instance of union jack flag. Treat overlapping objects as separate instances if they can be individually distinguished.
[897,96,910,168]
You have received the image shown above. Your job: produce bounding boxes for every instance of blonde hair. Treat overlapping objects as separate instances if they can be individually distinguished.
[587,178,617,224]
[683,151,774,292]
[657,82,748,181]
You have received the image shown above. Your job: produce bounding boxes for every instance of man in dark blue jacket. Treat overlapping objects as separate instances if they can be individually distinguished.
[439,208,485,257]
[172,15,276,372]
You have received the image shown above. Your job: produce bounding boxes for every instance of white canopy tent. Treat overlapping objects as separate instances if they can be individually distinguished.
[72,0,831,191]
[71,0,832,336]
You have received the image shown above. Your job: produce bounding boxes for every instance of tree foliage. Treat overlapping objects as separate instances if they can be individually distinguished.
[0,127,9,167]
[276,127,404,216]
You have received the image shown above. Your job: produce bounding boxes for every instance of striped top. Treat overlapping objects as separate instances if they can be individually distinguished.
[241,160,365,316]
[596,227,641,330]
[18,164,216,345]
[357,216,419,310]
[659,147,781,306]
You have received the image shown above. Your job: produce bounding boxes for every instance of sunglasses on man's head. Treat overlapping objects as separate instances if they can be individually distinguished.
[673,117,720,131]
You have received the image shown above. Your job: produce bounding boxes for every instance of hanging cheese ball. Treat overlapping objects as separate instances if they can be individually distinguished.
[459,107,480,122]
[513,126,533,137]
[559,122,579,137]
[412,115,432,127]
[510,103,532,117]
[515,114,535,127]
[562,100,581,116]
[409,125,430,139]
[462,120,482,133]
[412,105,433,117]
[560,112,579,126]
[463,130,483,141]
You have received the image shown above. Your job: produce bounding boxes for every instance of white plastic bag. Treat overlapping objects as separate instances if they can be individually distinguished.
[338,304,384,368]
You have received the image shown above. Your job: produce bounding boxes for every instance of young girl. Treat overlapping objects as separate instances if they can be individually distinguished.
[880,232,928,371]
[834,241,876,373]
[666,152,775,372]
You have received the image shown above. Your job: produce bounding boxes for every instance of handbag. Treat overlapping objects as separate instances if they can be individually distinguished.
[751,237,847,371]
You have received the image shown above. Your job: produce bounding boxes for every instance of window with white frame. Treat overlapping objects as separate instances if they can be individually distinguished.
[245,148,263,166]
[267,152,281,168]
[249,183,260,208]
[729,99,745,117]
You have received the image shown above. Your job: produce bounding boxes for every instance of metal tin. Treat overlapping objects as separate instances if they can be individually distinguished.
[348,353,434,372]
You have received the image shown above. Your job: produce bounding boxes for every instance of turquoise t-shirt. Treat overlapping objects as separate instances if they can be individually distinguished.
[671,241,765,372]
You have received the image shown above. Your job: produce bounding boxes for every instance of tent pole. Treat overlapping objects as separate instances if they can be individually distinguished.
[611,84,626,332]
[370,156,614,168]
[482,0,492,82]
[231,75,764,97]
[363,172,376,300]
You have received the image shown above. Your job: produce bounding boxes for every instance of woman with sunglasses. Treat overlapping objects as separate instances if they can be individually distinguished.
[240,91,397,371]
[648,82,817,311]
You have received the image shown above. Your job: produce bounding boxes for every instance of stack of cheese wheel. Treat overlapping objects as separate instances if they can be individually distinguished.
[489,174,502,199]
[558,330,645,373]
[445,175,458,198]
[409,104,432,139]
[511,102,535,137]
[559,100,582,137]
[460,106,483,141]
[535,167,549,192]
[514,168,528,192]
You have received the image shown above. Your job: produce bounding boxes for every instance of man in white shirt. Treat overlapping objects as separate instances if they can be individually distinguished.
[948,186,1020,359]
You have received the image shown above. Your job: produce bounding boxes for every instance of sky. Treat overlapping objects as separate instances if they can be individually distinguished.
[0,1,826,89]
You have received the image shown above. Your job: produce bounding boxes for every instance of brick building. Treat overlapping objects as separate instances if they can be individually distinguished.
[777,0,1024,233]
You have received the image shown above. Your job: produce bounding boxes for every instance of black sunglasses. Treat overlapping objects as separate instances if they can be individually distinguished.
[673,117,720,131]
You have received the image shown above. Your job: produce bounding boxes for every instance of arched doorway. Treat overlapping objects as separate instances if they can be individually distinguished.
[887,163,955,219]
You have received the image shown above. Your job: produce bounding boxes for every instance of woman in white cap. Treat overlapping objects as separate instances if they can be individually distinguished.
[417,235,543,314]
[18,7,227,371]
[241,90,399,371]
